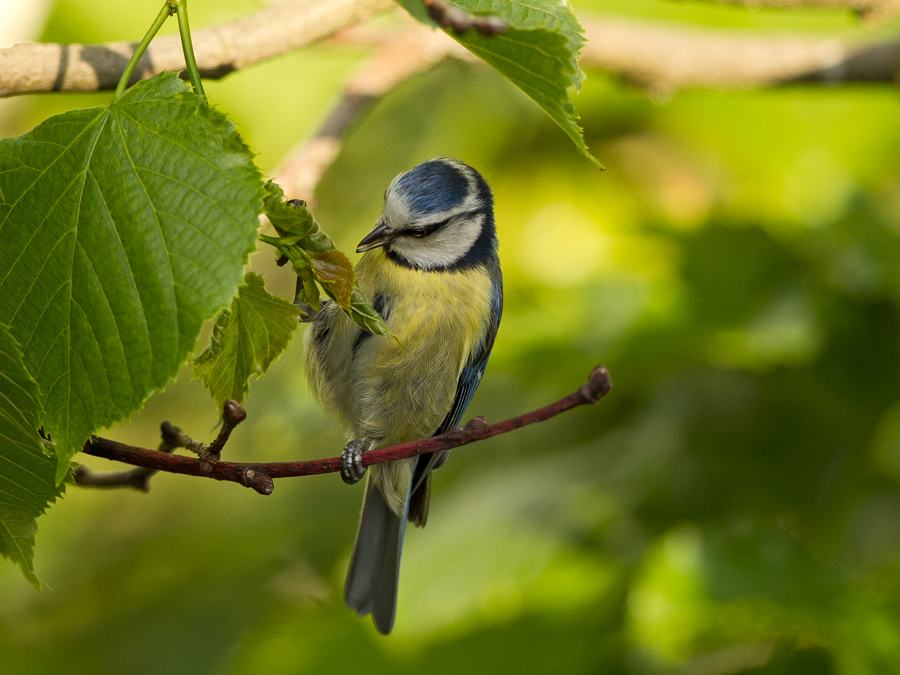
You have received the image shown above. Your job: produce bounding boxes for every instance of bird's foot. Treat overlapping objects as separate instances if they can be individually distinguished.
[341,439,374,485]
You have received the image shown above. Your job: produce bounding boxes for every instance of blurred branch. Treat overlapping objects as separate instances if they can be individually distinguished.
[275,24,470,203]
[0,0,392,97]
[78,366,612,495]
[682,0,900,24]
[4,1,900,102]
[581,17,900,92]
[329,15,900,92]
[275,17,900,201]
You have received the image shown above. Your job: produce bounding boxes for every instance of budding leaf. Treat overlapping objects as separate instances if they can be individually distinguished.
[263,181,333,252]
[262,181,392,336]
[311,250,354,309]
[350,288,394,337]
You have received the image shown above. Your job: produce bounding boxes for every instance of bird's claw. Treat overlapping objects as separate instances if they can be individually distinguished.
[341,439,371,485]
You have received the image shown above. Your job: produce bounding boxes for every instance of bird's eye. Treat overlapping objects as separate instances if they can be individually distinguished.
[410,228,427,238]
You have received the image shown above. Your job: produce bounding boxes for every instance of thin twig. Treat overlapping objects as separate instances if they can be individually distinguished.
[76,399,246,490]
[74,433,177,492]
[159,399,247,471]
[79,366,612,496]
[208,399,247,454]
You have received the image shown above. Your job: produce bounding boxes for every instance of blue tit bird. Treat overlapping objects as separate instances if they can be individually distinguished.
[301,157,503,634]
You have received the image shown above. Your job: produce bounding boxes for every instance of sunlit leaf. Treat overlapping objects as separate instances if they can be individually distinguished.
[0,72,264,481]
[398,0,598,166]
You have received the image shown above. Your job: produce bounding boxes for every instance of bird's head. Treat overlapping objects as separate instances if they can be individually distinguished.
[357,158,497,271]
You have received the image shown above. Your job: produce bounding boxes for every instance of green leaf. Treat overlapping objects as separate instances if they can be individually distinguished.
[349,287,394,338]
[0,72,264,482]
[398,0,599,167]
[0,325,68,589]
[193,273,300,407]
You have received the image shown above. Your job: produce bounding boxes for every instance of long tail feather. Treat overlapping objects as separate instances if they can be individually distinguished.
[344,478,408,634]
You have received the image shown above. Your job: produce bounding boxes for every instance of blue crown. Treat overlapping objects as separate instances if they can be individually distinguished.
[392,159,470,215]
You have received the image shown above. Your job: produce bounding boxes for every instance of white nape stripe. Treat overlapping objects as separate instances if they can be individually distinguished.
[390,213,485,270]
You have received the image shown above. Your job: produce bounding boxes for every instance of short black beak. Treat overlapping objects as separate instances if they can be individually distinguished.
[356,222,393,253]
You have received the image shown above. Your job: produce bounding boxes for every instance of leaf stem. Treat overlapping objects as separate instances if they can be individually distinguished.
[174,0,206,98]
[115,1,173,99]
[258,234,283,248]
[258,234,293,266]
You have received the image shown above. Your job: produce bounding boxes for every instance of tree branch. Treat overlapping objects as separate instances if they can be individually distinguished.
[331,17,900,93]
[4,2,900,100]
[420,0,508,36]
[275,23,470,203]
[0,0,392,97]
[682,0,900,24]
[272,17,900,203]
[580,17,900,92]
[78,366,612,495]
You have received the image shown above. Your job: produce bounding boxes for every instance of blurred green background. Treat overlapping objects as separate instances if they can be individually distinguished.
[3,0,900,673]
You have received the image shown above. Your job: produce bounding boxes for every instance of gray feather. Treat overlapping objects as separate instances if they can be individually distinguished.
[344,478,407,634]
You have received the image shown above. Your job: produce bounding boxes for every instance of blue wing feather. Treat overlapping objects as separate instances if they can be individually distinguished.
[408,275,503,521]
[437,280,503,434]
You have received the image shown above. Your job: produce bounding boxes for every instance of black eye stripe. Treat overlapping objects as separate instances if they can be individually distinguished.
[406,216,454,237]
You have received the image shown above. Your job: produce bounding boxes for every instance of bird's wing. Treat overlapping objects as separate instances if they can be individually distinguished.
[408,275,503,522]
[436,276,503,436]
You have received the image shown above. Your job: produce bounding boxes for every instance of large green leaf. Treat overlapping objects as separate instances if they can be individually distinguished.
[193,273,300,407]
[0,72,264,481]
[0,325,67,589]
[398,0,598,167]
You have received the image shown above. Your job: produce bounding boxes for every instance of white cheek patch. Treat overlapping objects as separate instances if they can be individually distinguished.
[379,159,489,269]
[391,213,485,269]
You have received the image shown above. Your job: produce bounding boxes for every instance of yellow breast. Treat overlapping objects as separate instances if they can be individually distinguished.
[353,250,494,444]
[303,248,494,451]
